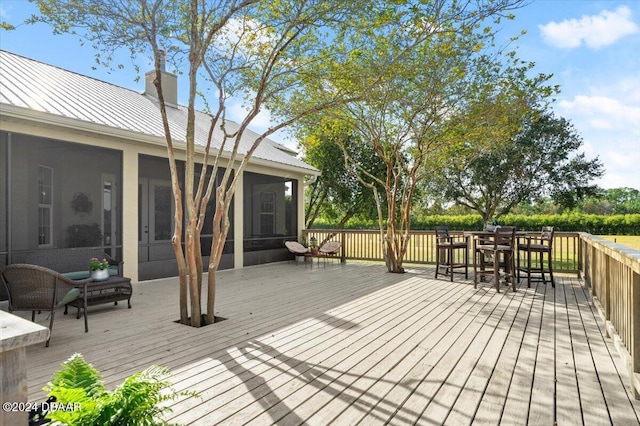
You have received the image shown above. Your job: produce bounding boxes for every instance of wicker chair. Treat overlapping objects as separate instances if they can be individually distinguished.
[0,264,91,347]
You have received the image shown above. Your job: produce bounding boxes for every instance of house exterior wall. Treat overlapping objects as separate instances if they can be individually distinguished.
[0,117,308,286]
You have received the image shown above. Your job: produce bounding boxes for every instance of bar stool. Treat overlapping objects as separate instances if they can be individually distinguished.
[435,226,468,281]
[517,226,555,288]
[474,226,516,292]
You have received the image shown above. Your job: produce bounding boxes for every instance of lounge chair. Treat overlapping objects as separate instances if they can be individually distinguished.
[285,241,309,263]
[319,241,342,263]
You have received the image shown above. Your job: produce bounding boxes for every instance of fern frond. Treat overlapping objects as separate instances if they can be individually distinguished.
[44,353,104,398]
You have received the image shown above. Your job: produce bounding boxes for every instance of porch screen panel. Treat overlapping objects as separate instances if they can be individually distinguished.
[243,171,298,264]
[7,133,123,262]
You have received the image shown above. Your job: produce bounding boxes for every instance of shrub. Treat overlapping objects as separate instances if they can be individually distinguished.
[309,213,640,235]
[38,353,198,425]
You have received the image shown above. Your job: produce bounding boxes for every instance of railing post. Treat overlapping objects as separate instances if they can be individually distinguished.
[340,231,346,263]
[577,236,583,279]
[0,312,50,426]
[632,270,640,398]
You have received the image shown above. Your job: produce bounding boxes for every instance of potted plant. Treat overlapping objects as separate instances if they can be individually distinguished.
[309,236,319,255]
[89,257,110,281]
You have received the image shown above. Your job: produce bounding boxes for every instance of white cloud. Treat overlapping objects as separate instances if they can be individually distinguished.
[558,95,640,131]
[599,149,640,188]
[226,98,273,131]
[0,4,11,18]
[539,6,638,49]
[225,98,294,145]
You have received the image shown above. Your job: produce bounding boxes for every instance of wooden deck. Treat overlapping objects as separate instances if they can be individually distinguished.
[11,261,640,425]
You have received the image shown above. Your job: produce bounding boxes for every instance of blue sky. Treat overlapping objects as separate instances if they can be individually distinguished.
[1,0,639,191]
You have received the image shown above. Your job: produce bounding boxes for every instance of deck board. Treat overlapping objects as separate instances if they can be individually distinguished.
[4,261,639,425]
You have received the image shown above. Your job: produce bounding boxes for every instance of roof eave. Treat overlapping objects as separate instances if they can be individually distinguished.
[0,103,320,176]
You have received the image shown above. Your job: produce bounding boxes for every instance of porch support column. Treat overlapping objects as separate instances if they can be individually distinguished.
[122,148,139,282]
[0,312,49,426]
[298,175,306,238]
[233,169,244,269]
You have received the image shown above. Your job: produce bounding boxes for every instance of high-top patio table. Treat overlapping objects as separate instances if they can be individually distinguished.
[465,230,526,287]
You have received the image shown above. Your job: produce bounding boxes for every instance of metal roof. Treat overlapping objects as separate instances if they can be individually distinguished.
[0,49,317,173]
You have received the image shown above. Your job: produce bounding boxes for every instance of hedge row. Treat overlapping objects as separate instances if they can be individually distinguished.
[310,213,640,235]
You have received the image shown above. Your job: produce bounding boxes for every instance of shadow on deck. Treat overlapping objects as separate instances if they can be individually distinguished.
[6,261,640,425]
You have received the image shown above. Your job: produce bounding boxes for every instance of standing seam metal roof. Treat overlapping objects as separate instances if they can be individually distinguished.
[0,50,317,173]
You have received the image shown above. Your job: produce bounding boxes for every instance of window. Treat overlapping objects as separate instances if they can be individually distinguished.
[38,165,53,246]
[259,192,275,235]
[102,174,117,247]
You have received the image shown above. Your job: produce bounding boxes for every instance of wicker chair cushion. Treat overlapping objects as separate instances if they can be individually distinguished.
[62,266,118,281]
[63,271,91,280]
[285,241,309,254]
[56,288,81,307]
[319,241,341,254]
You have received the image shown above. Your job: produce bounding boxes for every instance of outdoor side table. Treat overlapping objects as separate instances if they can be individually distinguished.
[304,252,326,269]
[65,276,133,332]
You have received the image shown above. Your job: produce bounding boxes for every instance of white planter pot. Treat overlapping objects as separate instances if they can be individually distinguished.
[90,269,109,282]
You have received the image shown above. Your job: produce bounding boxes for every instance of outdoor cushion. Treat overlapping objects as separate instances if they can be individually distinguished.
[56,287,81,308]
[62,271,91,280]
[62,267,118,281]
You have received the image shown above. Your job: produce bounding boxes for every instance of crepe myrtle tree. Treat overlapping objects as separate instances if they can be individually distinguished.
[428,110,604,225]
[31,0,377,326]
[301,1,535,273]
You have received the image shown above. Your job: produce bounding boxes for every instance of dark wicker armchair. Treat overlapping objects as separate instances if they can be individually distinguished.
[0,264,91,347]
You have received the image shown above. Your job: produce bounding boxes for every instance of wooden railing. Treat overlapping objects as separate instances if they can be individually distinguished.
[302,229,581,274]
[580,233,640,399]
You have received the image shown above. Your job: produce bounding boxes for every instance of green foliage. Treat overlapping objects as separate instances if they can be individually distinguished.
[43,353,198,426]
[312,213,640,234]
[573,187,640,215]
[426,111,604,223]
[414,213,640,234]
[301,120,385,228]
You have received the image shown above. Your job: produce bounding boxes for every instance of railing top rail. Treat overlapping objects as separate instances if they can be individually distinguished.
[304,229,581,236]
[579,232,640,274]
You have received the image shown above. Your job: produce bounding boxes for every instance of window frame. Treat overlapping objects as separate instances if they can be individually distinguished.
[38,165,53,247]
[259,191,276,235]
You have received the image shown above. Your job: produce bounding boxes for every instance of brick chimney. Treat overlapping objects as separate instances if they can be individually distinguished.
[145,50,178,105]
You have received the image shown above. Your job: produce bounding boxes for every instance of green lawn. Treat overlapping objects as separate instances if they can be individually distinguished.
[598,235,640,251]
